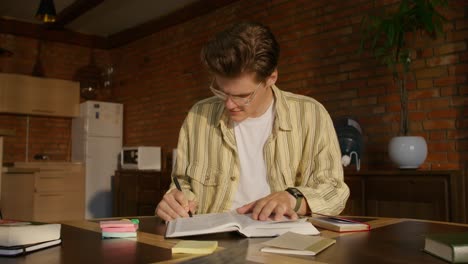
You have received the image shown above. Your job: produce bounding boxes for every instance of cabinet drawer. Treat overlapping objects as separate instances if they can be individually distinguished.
[33,192,85,222]
[35,171,84,192]
[366,176,448,202]
[34,192,84,215]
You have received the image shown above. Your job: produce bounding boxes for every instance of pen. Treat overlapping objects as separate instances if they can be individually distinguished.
[172,176,193,217]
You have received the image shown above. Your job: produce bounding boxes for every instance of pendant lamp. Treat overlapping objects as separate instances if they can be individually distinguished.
[36,0,57,23]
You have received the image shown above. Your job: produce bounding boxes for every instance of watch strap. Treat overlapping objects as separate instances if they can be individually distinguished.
[293,196,302,212]
[285,188,304,213]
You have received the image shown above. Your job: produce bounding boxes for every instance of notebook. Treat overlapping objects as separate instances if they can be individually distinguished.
[0,239,62,256]
[424,232,468,263]
[0,220,61,247]
[309,215,370,232]
[261,232,336,256]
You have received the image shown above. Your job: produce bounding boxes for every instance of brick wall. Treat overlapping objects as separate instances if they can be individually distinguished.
[1,0,466,171]
[0,35,110,163]
[112,0,467,171]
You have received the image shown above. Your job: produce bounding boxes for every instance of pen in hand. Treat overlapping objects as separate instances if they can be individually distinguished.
[172,176,193,217]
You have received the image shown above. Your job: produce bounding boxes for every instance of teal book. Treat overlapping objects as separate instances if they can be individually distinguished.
[424,233,468,263]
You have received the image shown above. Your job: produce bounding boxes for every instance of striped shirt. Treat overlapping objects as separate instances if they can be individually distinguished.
[171,85,349,216]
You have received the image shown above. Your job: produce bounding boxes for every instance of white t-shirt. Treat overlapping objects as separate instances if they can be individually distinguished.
[230,100,275,210]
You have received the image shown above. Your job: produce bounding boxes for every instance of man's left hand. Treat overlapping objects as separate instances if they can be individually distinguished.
[236,191,298,221]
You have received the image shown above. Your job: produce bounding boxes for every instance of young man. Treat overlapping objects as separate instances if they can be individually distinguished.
[156,22,349,221]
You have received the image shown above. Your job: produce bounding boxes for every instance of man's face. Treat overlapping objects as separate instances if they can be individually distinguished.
[211,72,275,123]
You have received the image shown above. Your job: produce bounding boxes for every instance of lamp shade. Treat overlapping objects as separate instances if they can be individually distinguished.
[36,0,57,23]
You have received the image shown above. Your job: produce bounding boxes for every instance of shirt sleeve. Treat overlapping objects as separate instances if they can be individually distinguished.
[168,112,197,202]
[295,105,350,216]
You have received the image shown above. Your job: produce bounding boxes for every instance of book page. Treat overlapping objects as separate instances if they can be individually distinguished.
[231,213,306,229]
[166,212,239,237]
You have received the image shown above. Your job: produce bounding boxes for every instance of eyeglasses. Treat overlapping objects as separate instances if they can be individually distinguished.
[209,79,263,107]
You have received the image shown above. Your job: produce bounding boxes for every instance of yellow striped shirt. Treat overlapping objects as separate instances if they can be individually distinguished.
[171,85,349,216]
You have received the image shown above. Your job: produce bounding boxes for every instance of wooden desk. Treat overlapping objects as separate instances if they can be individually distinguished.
[2,217,468,264]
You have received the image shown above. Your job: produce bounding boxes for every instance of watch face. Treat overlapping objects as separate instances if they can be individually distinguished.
[287,188,303,198]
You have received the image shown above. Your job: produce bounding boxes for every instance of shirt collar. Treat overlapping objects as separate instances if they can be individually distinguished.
[215,84,292,131]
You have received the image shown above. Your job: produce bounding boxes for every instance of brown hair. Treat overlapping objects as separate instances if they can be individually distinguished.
[201,22,280,81]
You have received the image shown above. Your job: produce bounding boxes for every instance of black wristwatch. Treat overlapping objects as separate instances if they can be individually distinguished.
[285,187,304,212]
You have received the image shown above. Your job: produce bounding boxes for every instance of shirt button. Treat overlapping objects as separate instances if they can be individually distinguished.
[230,176,236,181]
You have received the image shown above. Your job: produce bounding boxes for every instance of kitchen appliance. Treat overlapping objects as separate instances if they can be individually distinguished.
[72,101,123,219]
[121,146,161,170]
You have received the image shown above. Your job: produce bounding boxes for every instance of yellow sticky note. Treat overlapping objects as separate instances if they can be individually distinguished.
[171,240,218,254]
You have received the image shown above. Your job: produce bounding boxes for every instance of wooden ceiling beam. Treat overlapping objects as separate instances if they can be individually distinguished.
[108,0,239,48]
[1,0,240,49]
[0,18,108,49]
[52,0,104,28]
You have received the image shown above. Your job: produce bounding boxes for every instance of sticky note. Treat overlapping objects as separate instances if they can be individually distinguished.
[171,240,218,254]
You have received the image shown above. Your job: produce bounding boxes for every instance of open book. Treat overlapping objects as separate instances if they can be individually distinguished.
[166,211,320,238]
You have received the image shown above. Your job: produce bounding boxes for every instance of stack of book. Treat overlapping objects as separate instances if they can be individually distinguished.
[100,219,139,238]
[0,220,61,256]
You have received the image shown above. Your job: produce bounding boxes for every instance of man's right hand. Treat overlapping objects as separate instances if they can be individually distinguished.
[155,188,197,221]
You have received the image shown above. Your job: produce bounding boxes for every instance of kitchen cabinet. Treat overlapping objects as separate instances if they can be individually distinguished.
[342,170,465,223]
[113,169,171,217]
[1,162,85,222]
[0,73,79,117]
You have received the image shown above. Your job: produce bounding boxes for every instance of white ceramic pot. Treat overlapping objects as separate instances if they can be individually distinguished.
[388,136,428,169]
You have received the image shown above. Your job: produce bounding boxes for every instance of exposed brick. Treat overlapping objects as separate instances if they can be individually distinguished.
[431,163,461,170]
[351,96,378,106]
[448,28,468,41]
[359,86,385,96]
[426,54,459,67]
[417,98,451,110]
[428,141,456,152]
[427,109,458,119]
[409,112,426,121]
[414,67,448,79]
[456,19,468,30]
[423,120,456,130]
[418,48,433,58]
[408,88,440,100]
[434,75,467,86]
[425,152,448,162]
[449,63,468,75]
[417,79,433,89]
[430,131,447,140]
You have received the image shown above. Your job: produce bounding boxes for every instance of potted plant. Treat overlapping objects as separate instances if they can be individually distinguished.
[360,0,448,168]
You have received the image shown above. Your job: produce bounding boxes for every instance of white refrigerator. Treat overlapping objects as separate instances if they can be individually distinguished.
[72,101,123,219]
